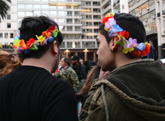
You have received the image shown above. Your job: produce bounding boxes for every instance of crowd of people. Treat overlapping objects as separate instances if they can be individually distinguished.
[0,12,165,121]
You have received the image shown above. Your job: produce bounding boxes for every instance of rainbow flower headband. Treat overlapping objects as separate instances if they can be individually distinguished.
[102,12,150,57]
[13,25,59,54]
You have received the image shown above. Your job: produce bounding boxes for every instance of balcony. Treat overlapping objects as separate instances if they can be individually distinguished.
[102,5,111,15]
[101,0,109,8]
[49,0,81,6]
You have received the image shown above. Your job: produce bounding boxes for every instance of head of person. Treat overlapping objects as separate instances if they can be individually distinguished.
[0,51,22,78]
[78,65,101,95]
[71,55,79,66]
[60,57,71,68]
[84,60,97,74]
[97,12,150,71]
[13,16,63,73]
[79,58,84,65]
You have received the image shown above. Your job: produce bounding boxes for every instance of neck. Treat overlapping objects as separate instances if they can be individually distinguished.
[115,53,140,69]
[22,53,55,73]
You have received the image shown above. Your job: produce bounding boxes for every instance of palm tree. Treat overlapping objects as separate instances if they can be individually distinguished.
[0,0,11,19]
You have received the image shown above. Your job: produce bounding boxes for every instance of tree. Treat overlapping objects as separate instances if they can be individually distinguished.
[0,0,11,19]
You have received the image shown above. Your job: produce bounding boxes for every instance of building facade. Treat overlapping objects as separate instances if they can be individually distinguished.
[128,0,159,58]
[0,0,102,61]
[155,0,165,58]
[0,0,17,53]
[101,0,128,16]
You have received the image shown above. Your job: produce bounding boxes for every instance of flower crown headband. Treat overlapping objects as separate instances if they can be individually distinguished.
[13,20,59,54]
[102,12,150,57]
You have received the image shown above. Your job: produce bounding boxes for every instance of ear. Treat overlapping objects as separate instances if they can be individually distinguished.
[109,37,117,52]
[52,41,58,55]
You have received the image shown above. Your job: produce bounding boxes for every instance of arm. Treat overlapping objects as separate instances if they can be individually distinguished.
[70,70,80,92]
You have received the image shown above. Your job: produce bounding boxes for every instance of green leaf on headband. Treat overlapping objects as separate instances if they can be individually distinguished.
[30,43,38,51]
[116,41,119,45]
[53,30,58,37]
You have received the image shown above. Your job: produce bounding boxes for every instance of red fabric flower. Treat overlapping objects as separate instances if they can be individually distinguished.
[101,13,113,23]
[131,49,141,58]
[19,40,25,46]
[141,44,150,56]
[26,38,35,48]
[118,30,129,39]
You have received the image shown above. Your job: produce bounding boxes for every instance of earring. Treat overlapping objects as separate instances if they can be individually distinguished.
[110,49,115,53]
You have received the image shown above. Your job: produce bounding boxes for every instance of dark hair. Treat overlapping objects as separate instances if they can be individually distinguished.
[84,60,97,74]
[99,13,146,58]
[19,16,63,59]
[78,65,101,95]
[64,58,71,66]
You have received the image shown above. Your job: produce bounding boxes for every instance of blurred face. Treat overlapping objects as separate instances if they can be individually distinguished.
[71,60,76,66]
[51,47,60,73]
[96,33,114,71]
[79,59,83,65]
[60,58,67,68]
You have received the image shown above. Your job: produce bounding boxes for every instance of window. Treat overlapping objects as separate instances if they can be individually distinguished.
[34,5,40,9]
[42,5,49,8]
[60,42,65,48]
[58,19,66,23]
[82,42,95,47]
[141,2,147,11]
[50,11,57,16]
[148,10,155,19]
[42,11,49,15]
[74,11,80,16]
[75,19,81,24]
[26,12,33,16]
[67,42,72,48]
[58,11,65,16]
[18,12,25,17]
[50,6,56,9]
[10,33,13,38]
[75,42,80,48]
[0,33,3,38]
[18,4,24,9]
[7,15,10,20]
[7,23,11,28]
[66,19,72,23]
[75,26,81,31]
[34,11,40,15]
[148,0,155,7]
[67,26,72,31]
[26,4,33,9]
[5,33,8,38]
[58,6,65,9]
[67,11,72,16]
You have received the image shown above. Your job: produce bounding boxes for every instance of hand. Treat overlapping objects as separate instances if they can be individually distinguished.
[99,70,110,79]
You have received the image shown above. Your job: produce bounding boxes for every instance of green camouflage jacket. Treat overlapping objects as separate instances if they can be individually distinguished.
[55,66,79,92]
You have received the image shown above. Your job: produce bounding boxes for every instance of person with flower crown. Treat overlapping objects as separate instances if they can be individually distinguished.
[0,16,78,121]
[80,12,165,121]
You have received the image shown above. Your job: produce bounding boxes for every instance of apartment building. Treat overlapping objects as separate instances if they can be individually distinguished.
[4,0,101,61]
[128,0,159,58]
[155,0,165,58]
[0,0,17,52]
[101,0,128,16]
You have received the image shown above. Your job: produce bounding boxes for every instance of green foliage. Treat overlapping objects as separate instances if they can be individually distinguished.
[0,0,11,19]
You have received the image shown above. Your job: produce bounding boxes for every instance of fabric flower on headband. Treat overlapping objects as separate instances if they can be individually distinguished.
[101,12,150,57]
[13,23,59,54]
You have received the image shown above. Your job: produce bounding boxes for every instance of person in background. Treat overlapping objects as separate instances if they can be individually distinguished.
[0,16,78,121]
[0,51,22,78]
[79,58,84,65]
[80,12,165,121]
[55,57,79,92]
[71,55,86,82]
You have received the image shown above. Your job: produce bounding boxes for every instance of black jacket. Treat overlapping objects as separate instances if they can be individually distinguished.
[72,63,86,81]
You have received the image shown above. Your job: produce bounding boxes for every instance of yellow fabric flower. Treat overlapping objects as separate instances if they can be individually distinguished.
[36,35,45,45]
